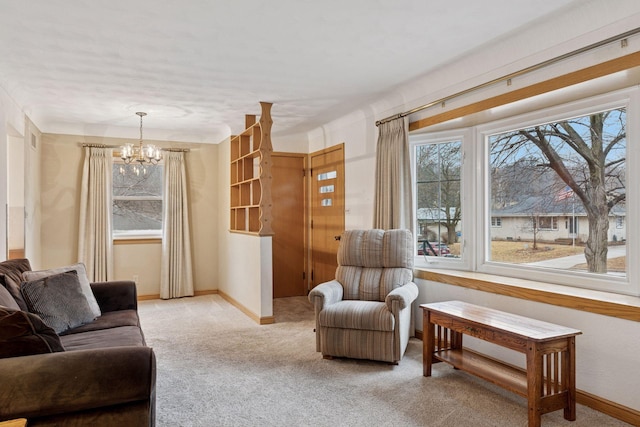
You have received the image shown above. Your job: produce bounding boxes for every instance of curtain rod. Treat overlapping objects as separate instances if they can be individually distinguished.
[80,143,190,152]
[81,143,118,148]
[375,26,640,127]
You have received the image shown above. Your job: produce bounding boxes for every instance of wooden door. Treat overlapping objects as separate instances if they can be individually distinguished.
[271,153,306,297]
[310,144,345,288]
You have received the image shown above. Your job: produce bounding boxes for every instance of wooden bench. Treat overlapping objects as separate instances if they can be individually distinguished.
[421,300,582,427]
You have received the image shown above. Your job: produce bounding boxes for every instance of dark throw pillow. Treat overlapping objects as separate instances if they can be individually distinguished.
[0,306,65,359]
[0,258,32,310]
[0,279,21,310]
[20,270,96,334]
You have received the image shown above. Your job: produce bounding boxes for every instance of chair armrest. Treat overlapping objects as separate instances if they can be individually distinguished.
[90,281,138,312]
[0,346,155,420]
[385,282,419,311]
[308,280,344,310]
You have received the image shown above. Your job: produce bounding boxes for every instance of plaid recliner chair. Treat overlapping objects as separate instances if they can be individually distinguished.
[308,229,419,363]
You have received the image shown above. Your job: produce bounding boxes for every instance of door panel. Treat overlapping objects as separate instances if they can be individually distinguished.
[272,154,306,297]
[310,144,345,288]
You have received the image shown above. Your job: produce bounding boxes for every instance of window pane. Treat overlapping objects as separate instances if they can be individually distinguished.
[113,164,162,197]
[415,140,462,257]
[113,163,163,235]
[489,107,626,277]
[317,171,337,181]
[113,200,162,231]
[320,184,334,194]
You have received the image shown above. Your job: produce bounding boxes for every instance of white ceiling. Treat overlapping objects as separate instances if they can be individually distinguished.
[0,0,578,144]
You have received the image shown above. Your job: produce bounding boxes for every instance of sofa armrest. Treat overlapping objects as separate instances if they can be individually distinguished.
[308,280,344,311]
[90,281,138,312]
[385,282,419,311]
[0,346,155,421]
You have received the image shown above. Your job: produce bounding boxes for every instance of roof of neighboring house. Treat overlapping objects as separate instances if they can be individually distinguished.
[491,195,625,217]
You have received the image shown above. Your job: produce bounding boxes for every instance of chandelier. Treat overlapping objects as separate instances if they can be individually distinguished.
[120,112,162,168]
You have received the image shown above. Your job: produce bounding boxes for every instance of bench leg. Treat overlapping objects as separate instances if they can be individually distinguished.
[564,337,577,421]
[423,310,434,376]
[526,342,543,427]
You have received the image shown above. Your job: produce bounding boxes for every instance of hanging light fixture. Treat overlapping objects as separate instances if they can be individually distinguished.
[120,112,162,169]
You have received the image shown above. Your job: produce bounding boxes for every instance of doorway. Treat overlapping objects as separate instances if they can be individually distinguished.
[309,144,345,289]
[271,153,306,297]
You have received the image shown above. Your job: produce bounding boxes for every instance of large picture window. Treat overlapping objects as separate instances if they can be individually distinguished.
[112,163,163,238]
[411,88,637,296]
[487,105,626,278]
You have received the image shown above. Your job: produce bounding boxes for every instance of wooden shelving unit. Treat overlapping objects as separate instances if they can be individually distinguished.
[229,102,273,235]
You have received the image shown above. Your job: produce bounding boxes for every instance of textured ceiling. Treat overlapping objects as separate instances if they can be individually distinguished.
[0,0,577,144]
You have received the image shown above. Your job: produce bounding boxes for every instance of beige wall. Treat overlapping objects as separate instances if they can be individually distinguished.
[39,133,218,296]
[216,137,273,320]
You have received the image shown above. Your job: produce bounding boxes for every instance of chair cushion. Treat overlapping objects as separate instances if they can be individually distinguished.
[381,229,414,269]
[337,266,413,302]
[338,229,384,267]
[318,300,394,331]
[337,229,414,301]
[338,229,413,269]
[60,326,146,351]
[60,309,139,335]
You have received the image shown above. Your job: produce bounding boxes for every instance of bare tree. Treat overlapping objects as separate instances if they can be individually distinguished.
[491,108,626,272]
[415,141,461,244]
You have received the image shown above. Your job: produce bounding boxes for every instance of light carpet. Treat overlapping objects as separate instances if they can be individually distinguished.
[138,295,629,427]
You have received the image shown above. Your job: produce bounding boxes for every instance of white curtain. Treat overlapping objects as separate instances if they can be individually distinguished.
[161,151,194,299]
[373,116,413,230]
[78,146,114,281]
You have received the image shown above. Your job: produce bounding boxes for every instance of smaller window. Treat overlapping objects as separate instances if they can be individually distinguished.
[414,139,462,254]
[317,171,337,181]
[112,163,163,238]
[538,216,558,231]
[320,185,335,194]
[616,216,625,229]
[491,217,502,227]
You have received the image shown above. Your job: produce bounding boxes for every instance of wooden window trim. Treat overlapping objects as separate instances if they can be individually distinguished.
[414,268,640,322]
[409,51,640,132]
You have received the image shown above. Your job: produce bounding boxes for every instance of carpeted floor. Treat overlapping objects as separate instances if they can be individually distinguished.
[138,295,630,427]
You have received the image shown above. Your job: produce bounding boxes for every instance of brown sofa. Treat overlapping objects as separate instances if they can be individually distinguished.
[0,259,156,426]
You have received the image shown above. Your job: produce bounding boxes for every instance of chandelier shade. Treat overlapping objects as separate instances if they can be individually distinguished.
[120,112,162,165]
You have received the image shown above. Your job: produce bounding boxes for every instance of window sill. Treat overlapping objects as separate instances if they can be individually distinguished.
[414,268,640,322]
[113,237,162,245]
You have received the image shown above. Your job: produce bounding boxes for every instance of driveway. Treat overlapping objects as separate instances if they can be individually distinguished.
[525,245,626,269]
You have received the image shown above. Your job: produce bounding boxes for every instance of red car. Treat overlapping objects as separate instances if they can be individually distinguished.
[417,241,451,256]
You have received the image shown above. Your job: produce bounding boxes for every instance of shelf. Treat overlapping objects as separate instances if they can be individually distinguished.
[229,102,273,235]
[434,348,528,397]
[248,206,260,232]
